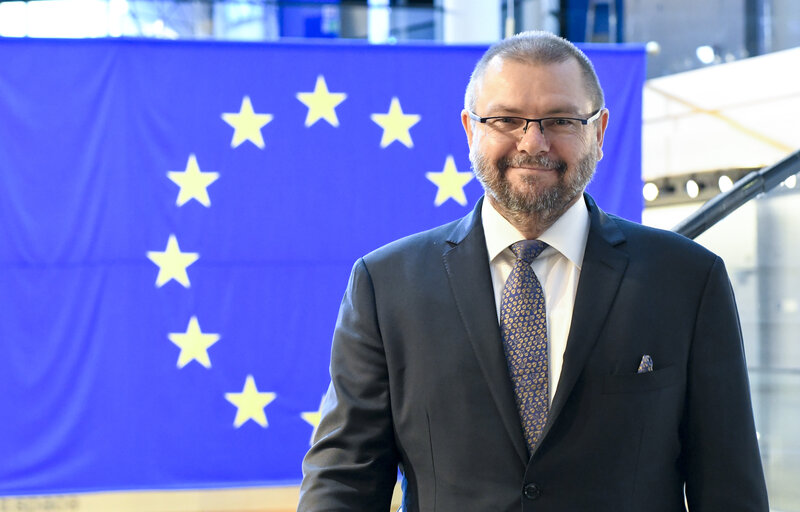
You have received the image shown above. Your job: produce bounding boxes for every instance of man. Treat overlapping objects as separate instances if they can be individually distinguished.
[298,31,768,511]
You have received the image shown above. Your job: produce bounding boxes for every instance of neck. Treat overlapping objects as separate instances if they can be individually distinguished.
[487,194,581,240]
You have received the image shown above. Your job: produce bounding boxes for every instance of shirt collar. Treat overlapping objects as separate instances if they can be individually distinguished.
[481,195,590,269]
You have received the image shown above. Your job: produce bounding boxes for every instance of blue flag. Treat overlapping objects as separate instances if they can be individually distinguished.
[0,38,644,494]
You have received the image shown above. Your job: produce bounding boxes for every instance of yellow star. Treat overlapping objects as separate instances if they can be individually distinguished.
[167,154,219,207]
[168,316,220,369]
[301,409,321,428]
[146,234,199,288]
[370,97,421,148]
[221,96,273,149]
[301,395,325,445]
[425,155,474,206]
[296,75,347,127]
[225,375,277,428]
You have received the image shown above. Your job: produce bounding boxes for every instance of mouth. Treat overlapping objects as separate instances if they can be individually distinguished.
[508,165,556,173]
[502,157,567,176]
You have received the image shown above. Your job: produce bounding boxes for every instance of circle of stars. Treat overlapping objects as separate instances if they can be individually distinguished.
[145,73,476,435]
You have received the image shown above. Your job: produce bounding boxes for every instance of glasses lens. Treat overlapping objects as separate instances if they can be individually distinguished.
[485,117,527,135]
[541,118,581,136]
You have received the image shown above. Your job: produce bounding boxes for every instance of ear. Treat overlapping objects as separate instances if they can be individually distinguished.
[594,108,610,161]
[461,109,475,149]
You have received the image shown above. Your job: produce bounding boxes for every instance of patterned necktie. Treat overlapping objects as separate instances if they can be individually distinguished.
[500,240,549,454]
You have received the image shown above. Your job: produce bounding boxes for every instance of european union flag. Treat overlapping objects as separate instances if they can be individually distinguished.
[0,38,644,494]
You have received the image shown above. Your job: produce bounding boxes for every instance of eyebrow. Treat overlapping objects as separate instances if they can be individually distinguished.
[482,104,585,116]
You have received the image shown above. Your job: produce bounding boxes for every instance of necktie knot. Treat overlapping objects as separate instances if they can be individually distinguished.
[510,240,547,264]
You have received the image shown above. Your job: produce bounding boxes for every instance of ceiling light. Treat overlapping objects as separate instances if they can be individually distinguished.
[686,179,700,199]
[696,45,715,64]
[645,41,661,55]
[718,175,734,193]
[642,182,659,201]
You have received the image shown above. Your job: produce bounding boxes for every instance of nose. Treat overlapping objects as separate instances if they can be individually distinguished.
[517,120,550,154]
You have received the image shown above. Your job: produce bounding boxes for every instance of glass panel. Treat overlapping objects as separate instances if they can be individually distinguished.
[644,174,800,511]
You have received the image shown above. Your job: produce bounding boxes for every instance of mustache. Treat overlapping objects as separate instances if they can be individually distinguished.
[499,154,568,174]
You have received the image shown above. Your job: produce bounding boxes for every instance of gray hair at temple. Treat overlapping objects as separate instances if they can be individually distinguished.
[464,31,605,113]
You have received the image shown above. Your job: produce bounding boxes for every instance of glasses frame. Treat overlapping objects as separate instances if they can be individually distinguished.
[467,108,604,137]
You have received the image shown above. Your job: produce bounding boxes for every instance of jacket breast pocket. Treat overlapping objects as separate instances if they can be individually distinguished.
[601,365,680,394]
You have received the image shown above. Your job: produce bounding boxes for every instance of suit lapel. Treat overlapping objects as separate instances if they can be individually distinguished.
[442,198,529,464]
[441,195,629,461]
[536,195,629,449]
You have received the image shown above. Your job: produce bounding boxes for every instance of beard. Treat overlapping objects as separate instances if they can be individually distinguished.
[469,142,598,222]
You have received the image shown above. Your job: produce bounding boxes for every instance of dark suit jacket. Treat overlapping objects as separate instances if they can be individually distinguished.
[298,195,768,512]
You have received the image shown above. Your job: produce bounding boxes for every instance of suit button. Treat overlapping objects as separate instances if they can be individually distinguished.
[523,483,542,500]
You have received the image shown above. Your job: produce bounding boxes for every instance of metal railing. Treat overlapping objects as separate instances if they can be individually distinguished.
[673,149,800,239]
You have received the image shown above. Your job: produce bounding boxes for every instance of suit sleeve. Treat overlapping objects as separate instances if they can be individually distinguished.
[683,256,769,511]
[297,258,398,512]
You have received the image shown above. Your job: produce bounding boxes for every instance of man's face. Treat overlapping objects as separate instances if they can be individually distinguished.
[462,57,609,219]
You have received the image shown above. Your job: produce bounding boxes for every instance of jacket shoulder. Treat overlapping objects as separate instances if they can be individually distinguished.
[361,219,459,268]
[607,212,720,267]
[361,208,478,267]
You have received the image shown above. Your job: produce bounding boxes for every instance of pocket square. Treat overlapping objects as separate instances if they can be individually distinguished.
[637,355,654,373]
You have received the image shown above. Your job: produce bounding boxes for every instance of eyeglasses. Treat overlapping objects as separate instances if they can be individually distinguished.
[467,108,604,140]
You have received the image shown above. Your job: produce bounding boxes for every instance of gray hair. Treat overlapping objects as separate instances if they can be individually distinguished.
[464,30,605,113]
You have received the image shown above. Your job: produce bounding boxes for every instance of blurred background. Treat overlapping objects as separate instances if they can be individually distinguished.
[0,1,798,511]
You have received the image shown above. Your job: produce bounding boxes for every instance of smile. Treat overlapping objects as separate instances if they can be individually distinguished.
[507,165,558,174]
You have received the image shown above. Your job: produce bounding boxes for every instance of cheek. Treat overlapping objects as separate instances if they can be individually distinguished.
[477,136,515,161]
[557,138,593,164]
[471,139,494,161]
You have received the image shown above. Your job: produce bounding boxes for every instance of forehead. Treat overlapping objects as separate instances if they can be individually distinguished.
[476,56,592,114]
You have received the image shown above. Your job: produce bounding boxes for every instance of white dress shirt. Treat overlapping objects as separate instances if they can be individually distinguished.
[481,196,590,402]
